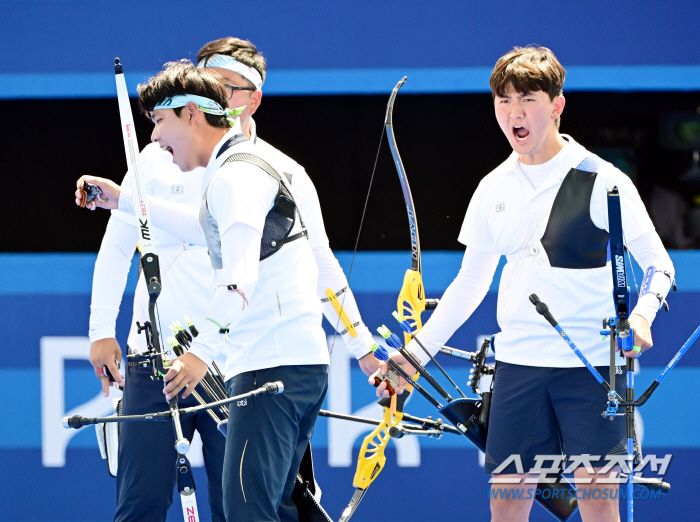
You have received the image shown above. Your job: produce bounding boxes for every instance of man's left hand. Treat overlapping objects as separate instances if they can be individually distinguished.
[163,352,209,400]
[624,313,653,358]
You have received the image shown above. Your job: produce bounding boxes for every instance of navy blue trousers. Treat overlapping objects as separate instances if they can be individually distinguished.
[224,364,329,522]
[115,364,226,522]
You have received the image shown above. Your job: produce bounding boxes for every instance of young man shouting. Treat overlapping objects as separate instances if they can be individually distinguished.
[378,46,674,522]
[82,60,330,522]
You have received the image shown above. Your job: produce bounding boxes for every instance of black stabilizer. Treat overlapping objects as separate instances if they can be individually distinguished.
[529,294,558,327]
[635,380,659,407]
[114,58,123,74]
[389,425,442,438]
[425,298,440,310]
[63,415,89,429]
[401,413,460,435]
[630,475,671,494]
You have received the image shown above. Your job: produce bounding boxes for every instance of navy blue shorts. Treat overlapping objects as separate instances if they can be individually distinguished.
[484,362,627,475]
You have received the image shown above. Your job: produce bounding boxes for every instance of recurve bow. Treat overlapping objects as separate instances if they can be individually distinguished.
[339,76,438,522]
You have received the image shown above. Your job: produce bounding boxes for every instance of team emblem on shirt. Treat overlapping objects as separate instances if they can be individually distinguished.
[171,184,185,195]
[495,202,505,213]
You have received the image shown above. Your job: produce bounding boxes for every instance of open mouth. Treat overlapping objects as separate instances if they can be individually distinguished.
[513,126,530,142]
[161,145,173,156]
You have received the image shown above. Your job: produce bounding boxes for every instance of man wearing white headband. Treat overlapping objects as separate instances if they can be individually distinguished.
[77,37,376,522]
[194,37,376,372]
[198,53,264,91]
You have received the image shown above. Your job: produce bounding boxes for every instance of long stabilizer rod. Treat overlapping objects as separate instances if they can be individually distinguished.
[63,382,284,428]
[529,294,612,392]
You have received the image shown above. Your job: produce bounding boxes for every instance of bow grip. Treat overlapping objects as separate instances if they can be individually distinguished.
[617,328,636,353]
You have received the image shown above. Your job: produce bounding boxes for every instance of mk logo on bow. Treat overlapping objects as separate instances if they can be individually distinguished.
[139,219,151,241]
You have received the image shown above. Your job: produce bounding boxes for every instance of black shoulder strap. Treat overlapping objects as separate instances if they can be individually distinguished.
[222,152,307,231]
[215,133,248,159]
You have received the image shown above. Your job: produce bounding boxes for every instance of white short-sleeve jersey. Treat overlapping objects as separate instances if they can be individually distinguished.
[459,135,655,367]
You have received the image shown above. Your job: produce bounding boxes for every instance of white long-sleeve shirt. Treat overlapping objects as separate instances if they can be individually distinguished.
[90,119,372,361]
[119,125,329,378]
[89,144,216,359]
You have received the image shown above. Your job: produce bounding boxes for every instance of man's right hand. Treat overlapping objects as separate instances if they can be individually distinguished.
[75,175,121,211]
[358,352,382,377]
[90,338,125,396]
[369,351,417,398]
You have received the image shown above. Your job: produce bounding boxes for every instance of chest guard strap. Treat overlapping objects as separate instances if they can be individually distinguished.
[540,154,609,269]
[200,152,308,269]
[223,153,307,260]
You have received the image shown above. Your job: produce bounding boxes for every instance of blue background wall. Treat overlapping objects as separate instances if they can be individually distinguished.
[2,0,699,97]
[2,251,699,522]
[2,1,699,520]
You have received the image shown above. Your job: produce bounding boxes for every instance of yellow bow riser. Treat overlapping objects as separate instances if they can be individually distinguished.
[351,395,403,489]
[397,268,427,346]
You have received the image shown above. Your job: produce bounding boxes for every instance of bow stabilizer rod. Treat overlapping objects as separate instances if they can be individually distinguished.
[318,409,459,435]
[529,294,613,392]
[62,382,284,428]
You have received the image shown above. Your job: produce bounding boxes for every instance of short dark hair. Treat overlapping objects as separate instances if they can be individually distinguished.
[197,37,267,87]
[490,45,565,128]
[490,45,565,101]
[137,60,230,128]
